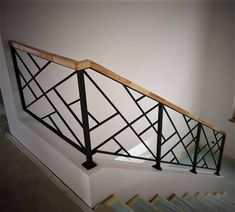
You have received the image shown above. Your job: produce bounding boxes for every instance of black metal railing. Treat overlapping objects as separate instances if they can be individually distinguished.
[10,42,226,175]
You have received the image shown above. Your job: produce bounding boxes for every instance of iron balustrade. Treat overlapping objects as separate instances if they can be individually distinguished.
[9,41,226,175]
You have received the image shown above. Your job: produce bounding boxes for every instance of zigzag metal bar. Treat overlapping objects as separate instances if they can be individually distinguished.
[84,71,157,159]
[183,115,209,168]
[163,107,193,164]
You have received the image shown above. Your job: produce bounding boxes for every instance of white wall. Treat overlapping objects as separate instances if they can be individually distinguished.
[200,2,235,158]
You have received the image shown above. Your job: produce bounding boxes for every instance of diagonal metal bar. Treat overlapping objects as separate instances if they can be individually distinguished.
[25,71,77,108]
[85,71,157,159]
[89,112,118,132]
[160,123,198,161]
[27,53,41,70]
[170,150,180,164]
[96,150,156,162]
[54,88,83,127]
[24,108,85,153]
[48,115,62,135]
[138,120,158,136]
[18,69,37,99]
[163,107,193,164]
[88,112,99,125]
[196,140,220,165]
[199,126,218,167]
[136,95,145,102]
[183,115,208,168]
[16,55,84,148]
[124,86,160,136]
[213,129,221,151]
[161,132,177,146]
[115,148,122,154]
[22,61,51,90]
[92,104,159,153]
[113,137,131,157]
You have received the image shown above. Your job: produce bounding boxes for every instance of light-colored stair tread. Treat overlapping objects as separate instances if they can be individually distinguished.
[127,195,158,212]
[100,194,134,212]
[182,193,218,212]
[150,194,182,212]
[168,194,198,212]
[195,193,230,212]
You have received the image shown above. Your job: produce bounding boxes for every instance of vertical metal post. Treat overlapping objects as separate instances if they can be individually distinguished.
[77,70,97,170]
[215,134,226,176]
[153,103,163,170]
[10,47,26,109]
[190,123,202,174]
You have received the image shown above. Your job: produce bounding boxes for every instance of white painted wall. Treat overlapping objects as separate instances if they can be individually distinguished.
[200,2,235,158]
[1,1,214,159]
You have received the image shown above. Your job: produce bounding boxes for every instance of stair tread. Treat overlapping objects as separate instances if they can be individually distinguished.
[183,193,220,212]
[169,194,198,212]
[151,195,182,212]
[101,195,134,212]
[127,195,158,212]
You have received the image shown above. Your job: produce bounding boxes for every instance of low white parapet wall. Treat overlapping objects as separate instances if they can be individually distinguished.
[10,118,223,208]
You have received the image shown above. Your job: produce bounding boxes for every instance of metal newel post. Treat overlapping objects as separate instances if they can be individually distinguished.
[153,103,163,170]
[10,47,26,109]
[77,70,97,170]
[215,134,226,176]
[190,123,202,174]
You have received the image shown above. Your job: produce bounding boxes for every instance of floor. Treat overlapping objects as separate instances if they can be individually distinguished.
[0,114,85,212]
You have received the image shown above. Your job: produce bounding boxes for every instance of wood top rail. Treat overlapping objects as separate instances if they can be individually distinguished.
[9,40,226,135]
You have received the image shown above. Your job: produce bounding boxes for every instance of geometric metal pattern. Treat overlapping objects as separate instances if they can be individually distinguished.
[10,46,226,174]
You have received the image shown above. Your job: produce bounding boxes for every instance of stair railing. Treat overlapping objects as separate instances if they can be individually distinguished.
[9,41,226,175]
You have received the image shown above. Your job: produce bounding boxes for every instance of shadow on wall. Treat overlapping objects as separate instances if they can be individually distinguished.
[0,90,5,115]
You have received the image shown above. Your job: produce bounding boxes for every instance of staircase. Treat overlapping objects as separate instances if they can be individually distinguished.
[7,41,228,207]
[95,192,235,212]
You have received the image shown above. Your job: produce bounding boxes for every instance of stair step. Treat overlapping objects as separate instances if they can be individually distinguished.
[96,194,134,212]
[168,193,198,212]
[182,193,217,212]
[195,193,230,212]
[150,194,182,212]
[127,194,158,212]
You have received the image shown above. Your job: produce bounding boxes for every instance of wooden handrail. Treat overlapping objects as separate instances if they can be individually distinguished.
[9,40,226,135]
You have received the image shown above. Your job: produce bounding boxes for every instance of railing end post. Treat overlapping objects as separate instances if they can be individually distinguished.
[82,160,97,170]
[152,163,162,171]
[190,168,197,174]
[214,171,220,176]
